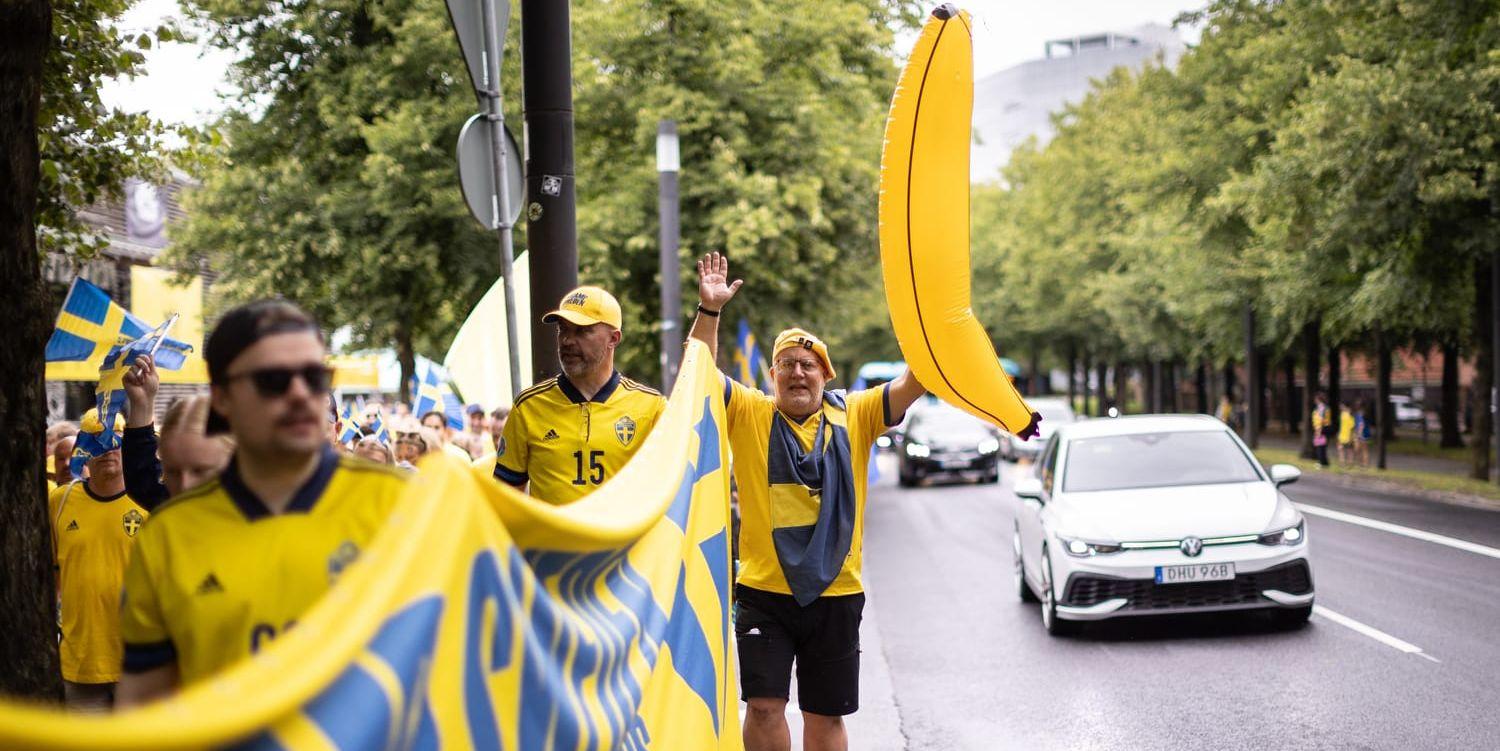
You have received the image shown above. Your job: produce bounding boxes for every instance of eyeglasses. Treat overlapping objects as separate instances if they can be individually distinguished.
[225,365,334,397]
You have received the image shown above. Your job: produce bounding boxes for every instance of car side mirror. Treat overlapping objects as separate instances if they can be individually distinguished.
[1014,476,1044,501]
[1269,464,1301,487]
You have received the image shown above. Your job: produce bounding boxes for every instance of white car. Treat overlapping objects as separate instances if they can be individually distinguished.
[1012,414,1314,635]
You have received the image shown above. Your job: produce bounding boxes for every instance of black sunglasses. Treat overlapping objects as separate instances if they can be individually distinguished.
[226,365,334,397]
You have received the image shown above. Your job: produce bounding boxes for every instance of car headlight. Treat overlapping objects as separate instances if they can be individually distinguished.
[977,437,1000,455]
[1059,536,1122,557]
[1257,521,1305,546]
[876,435,892,449]
[905,442,930,458]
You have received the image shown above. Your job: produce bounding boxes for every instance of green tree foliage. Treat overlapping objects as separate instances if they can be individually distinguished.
[570,0,919,381]
[169,0,505,396]
[39,0,192,256]
[982,0,1499,475]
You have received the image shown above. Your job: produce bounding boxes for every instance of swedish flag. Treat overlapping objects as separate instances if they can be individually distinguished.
[733,319,773,392]
[370,413,391,444]
[337,402,363,445]
[46,278,192,371]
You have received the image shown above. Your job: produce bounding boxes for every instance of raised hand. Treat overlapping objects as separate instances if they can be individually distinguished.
[697,252,743,312]
[123,354,159,427]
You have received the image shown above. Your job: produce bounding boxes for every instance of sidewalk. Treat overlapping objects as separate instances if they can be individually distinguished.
[758,583,907,751]
[1256,434,1500,512]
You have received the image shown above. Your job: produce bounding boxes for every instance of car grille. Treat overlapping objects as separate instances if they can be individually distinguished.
[1063,560,1312,611]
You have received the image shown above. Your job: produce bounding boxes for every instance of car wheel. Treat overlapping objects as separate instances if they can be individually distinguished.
[897,465,916,488]
[1274,604,1313,629]
[983,466,1000,484]
[1014,526,1038,603]
[1040,548,1076,636]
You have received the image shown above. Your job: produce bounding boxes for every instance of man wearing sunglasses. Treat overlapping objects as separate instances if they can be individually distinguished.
[117,300,408,706]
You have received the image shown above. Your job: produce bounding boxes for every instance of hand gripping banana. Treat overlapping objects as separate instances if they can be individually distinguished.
[878,4,1040,439]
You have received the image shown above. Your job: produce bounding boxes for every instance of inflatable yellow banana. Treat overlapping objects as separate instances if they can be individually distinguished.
[879,4,1040,439]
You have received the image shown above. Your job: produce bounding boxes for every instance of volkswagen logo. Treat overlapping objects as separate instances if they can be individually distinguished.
[1180,536,1204,557]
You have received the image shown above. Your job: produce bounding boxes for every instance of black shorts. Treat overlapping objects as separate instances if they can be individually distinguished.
[734,584,864,716]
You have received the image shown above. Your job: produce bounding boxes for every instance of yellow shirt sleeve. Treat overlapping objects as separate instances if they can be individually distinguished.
[724,375,774,432]
[845,384,892,453]
[119,525,172,671]
[494,406,530,485]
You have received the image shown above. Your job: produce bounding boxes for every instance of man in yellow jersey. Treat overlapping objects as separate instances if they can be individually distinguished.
[687,252,926,751]
[116,300,407,706]
[48,409,146,711]
[493,285,666,504]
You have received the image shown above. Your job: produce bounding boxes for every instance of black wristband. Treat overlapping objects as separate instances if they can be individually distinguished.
[697,304,721,318]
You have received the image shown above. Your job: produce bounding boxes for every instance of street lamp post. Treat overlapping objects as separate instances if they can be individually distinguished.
[657,120,682,393]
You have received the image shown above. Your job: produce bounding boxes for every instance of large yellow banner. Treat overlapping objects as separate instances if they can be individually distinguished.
[1,341,741,751]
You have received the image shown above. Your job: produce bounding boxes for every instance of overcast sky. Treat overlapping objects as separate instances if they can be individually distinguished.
[101,0,1205,126]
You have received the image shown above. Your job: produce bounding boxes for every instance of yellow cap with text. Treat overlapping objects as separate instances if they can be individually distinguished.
[542,286,623,330]
[771,328,836,379]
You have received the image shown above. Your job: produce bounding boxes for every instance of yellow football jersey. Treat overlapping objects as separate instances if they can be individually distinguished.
[120,448,405,685]
[493,371,665,505]
[49,481,148,684]
[724,377,894,598]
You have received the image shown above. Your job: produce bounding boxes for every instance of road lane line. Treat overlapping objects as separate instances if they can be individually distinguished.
[1312,605,1439,663]
[1296,502,1500,561]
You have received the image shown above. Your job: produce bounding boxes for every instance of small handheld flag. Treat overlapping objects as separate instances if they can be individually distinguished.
[337,402,362,445]
[47,278,193,370]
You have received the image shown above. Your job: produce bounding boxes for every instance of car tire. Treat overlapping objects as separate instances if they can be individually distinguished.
[982,467,1000,484]
[1014,527,1038,603]
[1040,548,1076,636]
[1274,604,1313,629]
[898,466,917,488]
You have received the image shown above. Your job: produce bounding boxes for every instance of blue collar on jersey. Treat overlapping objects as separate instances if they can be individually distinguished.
[557,370,621,405]
[220,444,340,521]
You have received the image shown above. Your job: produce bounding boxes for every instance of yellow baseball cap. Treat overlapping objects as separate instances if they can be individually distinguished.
[542,286,623,330]
[772,328,836,379]
[79,407,124,436]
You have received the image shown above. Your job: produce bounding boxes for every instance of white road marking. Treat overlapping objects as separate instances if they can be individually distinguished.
[1312,605,1440,663]
[1296,502,1500,561]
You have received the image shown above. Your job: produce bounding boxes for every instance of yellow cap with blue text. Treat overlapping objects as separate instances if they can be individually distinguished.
[772,328,836,379]
[542,286,623,331]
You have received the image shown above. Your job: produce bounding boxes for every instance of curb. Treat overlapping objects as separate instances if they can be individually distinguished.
[1297,469,1500,513]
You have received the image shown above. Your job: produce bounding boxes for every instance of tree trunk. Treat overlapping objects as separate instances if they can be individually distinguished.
[1195,361,1209,415]
[1300,320,1321,460]
[1066,344,1077,412]
[1472,259,1494,481]
[1283,355,1299,434]
[1256,346,1270,435]
[0,0,64,700]
[396,325,416,407]
[1094,360,1108,417]
[1327,344,1341,449]
[1081,348,1092,418]
[1146,361,1160,413]
[1440,341,1462,448]
[1376,330,1393,471]
[1113,362,1128,415]
[1222,360,1237,405]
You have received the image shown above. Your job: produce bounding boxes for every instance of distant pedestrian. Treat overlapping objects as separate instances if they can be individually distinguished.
[1337,399,1355,466]
[1217,393,1235,427]
[1312,391,1331,467]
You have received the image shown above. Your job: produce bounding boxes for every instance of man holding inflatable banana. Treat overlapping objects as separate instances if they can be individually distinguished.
[689,252,926,751]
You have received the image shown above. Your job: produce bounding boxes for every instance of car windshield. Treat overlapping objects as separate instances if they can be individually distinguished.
[1036,405,1074,424]
[1062,430,1262,492]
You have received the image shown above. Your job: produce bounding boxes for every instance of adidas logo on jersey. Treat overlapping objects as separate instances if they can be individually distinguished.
[65,520,79,531]
[543,429,559,441]
[196,573,224,595]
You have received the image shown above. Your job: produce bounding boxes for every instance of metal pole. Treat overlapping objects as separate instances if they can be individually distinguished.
[1245,302,1260,449]
[656,120,682,392]
[520,0,579,380]
[480,0,522,399]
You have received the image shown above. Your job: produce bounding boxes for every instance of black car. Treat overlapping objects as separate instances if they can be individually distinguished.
[897,402,1001,486]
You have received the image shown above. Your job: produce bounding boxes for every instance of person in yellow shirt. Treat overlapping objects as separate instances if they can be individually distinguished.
[687,253,926,751]
[492,285,666,504]
[1336,398,1356,466]
[116,300,407,707]
[49,409,145,712]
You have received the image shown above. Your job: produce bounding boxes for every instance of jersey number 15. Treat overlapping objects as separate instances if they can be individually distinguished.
[572,450,605,486]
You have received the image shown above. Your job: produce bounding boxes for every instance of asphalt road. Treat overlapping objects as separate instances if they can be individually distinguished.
[845,454,1500,751]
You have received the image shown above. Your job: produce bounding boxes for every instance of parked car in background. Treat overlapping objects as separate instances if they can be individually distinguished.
[1001,396,1077,462]
[1012,414,1313,636]
[898,401,1001,486]
[1389,395,1424,426]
